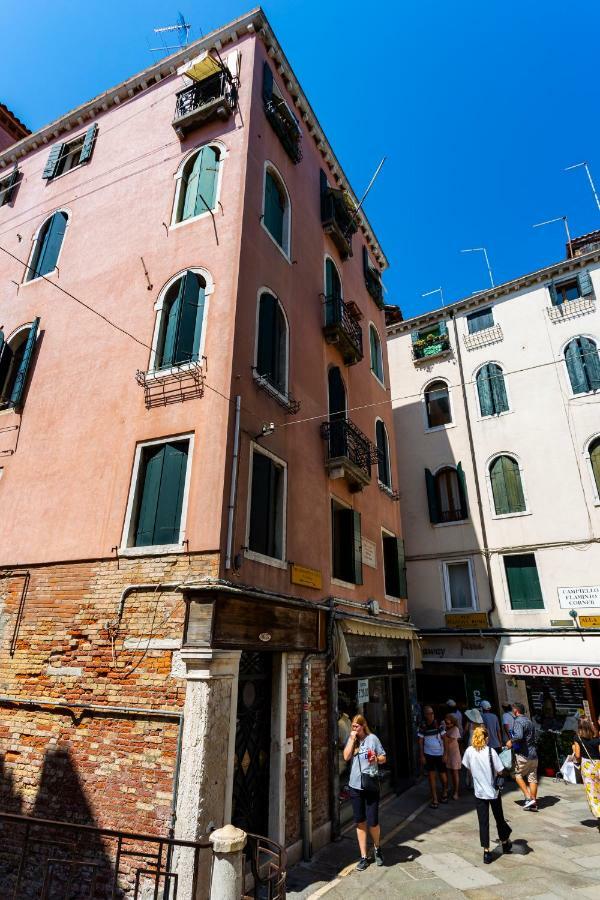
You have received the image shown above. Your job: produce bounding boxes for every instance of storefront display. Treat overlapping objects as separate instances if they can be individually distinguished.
[416,635,499,715]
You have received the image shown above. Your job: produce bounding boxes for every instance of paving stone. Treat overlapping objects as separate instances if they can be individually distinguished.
[417,853,501,889]
[573,854,600,870]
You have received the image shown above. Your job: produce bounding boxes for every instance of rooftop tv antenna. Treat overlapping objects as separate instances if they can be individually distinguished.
[533,215,573,258]
[422,287,445,305]
[565,161,600,213]
[460,246,495,288]
[150,12,191,54]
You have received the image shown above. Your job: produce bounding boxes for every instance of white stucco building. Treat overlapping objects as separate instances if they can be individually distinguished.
[387,232,600,726]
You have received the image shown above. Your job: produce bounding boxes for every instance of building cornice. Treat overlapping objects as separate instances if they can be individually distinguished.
[0,7,387,269]
[387,248,600,336]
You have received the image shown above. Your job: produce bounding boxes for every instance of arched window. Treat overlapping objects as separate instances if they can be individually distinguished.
[476,363,509,416]
[588,437,600,498]
[256,293,288,395]
[26,211,68,281]
[155,271,207,369]
[375,420,391,487]
[175,145,221,223]
[425,465,468,523]
[324,257,342,327]
[489,455,526,515]
[0,319,40,411]
[327,366,347,458]
[424,380,451,428]
[369,325,384,383]
[565,337,600,394]
[263,166,290,254]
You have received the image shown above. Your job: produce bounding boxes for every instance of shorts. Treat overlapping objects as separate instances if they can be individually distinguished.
[424,754,447,774]
[514,755,538,784]
[349,786,380,826]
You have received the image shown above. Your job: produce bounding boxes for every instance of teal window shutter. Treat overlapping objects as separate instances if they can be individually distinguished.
[158,272,205,368]
[476,365,494,416]
[79,124,98,164]
[548,282,559,305]
[324,258,342,327]
[0,167,20,206]
[490,455,525,515]
[43,143,64,180]
[134,440,189,546]
[249,450,283,558]
[577,271,593,296]
[262,61,274,102]
[566,337,599,393]
[438,320,448,335]
[376,420,390,486]
[370,326,383,380]
[28,212,68,281]
[590,439,600,496]
[181,146,220,221]
[382,535,406,598]
[456,462,469,517]
[504,554,543,610]
[580,336,600,391]
[352,509,363,585]
[489,364,509,413]
[257,293,286,393]
[467,307,494,334]
[264,170,285,246]
[425,468,440,523]
[8,318,40,410]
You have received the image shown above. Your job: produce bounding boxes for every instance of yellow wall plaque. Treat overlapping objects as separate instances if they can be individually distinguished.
[291,564,322,590]
[579,615,600,628]
[445,612,489,629]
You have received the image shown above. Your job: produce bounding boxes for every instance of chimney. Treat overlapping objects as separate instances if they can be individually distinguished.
[566,230,600,259]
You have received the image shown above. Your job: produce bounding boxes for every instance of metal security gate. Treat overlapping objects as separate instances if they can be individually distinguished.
[232,652,272,837]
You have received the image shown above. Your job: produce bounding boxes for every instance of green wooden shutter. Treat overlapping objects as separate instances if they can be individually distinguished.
[376,420,390,486]
[257,293,277,382]
[504,554,543,610]
[383,535,406,598]
[490,456,509,515]
[456,462,468,518]
[438,320,448,335]
[249,451,271,555]
[9,318,40,409]
[194,146,219,216]
[30,212,67,280]
[182,151,203,221]
[548,282,559,305]
[135,445,165,546]
[489,364,509,413]
[153,441,189,545]
[159,283,182,368]
[370,326,378,373]
[1,167,20,206]
[590,440,600,496]
[352,510,363,585]
[504,456,525,513]
[476,365,494,416]
[79,124,98,164]
[577,271,593,296]
[425,468,440,524]
[262,61,274,102]
[580,337,600,391]
[566,338,590,394]
[264,171,284,246]
[397,537,407,598]
[43,143,64,180]
[176,272,205,363]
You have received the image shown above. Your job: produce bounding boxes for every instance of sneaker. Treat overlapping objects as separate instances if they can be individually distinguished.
[374,847,384,866]
[356,857,369,871]
[502,840,513,854]
[523,799,537,810]
[483,851,493,864]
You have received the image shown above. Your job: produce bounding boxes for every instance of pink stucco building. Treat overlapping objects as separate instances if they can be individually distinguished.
[0,8,416,881]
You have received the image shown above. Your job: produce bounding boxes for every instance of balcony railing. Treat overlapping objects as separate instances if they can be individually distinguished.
[320,173,358,260]
[320,418,378,491]
[252,368,301,414]
[412,332,451,362]
[264,96,302,164]
[322,294,363,365]
[172,72,237,138]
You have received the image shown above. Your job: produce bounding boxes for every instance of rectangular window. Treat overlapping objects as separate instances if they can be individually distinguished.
[248,447,286,561]
[331,500,362,584]
[504,554,544,610]
[0,168,20,207]
[382,533,406,598]
[128,438,190,547]
[443,560,476,610]
[467,307,494,333]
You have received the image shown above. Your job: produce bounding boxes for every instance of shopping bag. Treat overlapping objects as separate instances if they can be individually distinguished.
[559,757,578,785]
[498,748,513,771]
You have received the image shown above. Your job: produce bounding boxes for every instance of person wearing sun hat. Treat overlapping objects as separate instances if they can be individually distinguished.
[464,707,484,747]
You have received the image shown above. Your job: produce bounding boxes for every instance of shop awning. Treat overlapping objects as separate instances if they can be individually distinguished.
[340,617,416,642]
[180,51,223,82]
[496,634,600,679]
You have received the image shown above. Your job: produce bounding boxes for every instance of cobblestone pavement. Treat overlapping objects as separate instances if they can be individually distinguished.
[286,777,600,899]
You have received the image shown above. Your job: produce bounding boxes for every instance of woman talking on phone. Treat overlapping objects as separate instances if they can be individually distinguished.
[343,714,387,871]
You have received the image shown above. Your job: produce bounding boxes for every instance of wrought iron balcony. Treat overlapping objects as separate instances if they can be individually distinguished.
[172,72,237,138]
[136,359,206,408]
[320,418,378,491]
[320,172,358,260]
[264,96,302,164]
[412,332,451,362]
[322,294,363,365]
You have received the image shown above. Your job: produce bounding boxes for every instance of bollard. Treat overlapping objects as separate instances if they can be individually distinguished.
[209,824,247,900]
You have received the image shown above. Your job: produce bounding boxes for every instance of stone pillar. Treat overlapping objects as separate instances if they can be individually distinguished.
[173,648,241,900]
[209,825,247,900]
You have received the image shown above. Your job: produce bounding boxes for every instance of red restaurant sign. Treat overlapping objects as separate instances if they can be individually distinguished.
[499,662,600,679]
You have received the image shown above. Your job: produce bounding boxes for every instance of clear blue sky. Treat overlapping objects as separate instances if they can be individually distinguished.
[3,1,600,318]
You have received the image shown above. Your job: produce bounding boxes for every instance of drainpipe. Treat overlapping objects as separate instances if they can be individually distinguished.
[225,395,241,570]
[116,583,183,621]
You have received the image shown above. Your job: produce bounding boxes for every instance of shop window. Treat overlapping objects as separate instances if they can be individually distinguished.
[443,560,476,610]
[564,337,600,395]
[382,533,406,598]
[0,319,40,411]
[369,324,384,383]
[476,363,509,416]
[504,553,544,610]
[174,144,221,223]
[375,420,391,487]
[425,465,468,524]
[43,125,98,180]
[127,438,191,548]
[154,271,207,369]
[256,292,288,395]
[489,455,526,516]
[467,307,494,333]
[331,500,362,584]
[263,165,290,256]
[26,211,68,281]
[248,446,286,562]
[424,379,451,428]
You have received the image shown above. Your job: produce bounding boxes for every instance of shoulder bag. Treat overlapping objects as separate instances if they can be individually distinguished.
[357,744,380,793]
[489,747,504,792]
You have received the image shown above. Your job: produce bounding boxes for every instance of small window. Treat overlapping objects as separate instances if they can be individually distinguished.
[588,437,600,498]
[155,271,207,369]
[489,455,526,515]
[504,554,544,610]
[467,307,494,334]
[550,272,593,305]
[175,145,221,223]
[443,560,476,610]
[476,363,509,416]
[565,337,600,394]
[263,167,290,255]
[256,293,288,395]
[425,465,468,524]
[26,211,68,281]
[0,167,20,207]
[331,500,362,584]
[369,325,384,382]
[248,447,286,561]
[0,319,40,411]
[424,380,451,428]
[43,125,98,181]
[383,533,406,598]
[375,420,391,487]
[130,439,190,547]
